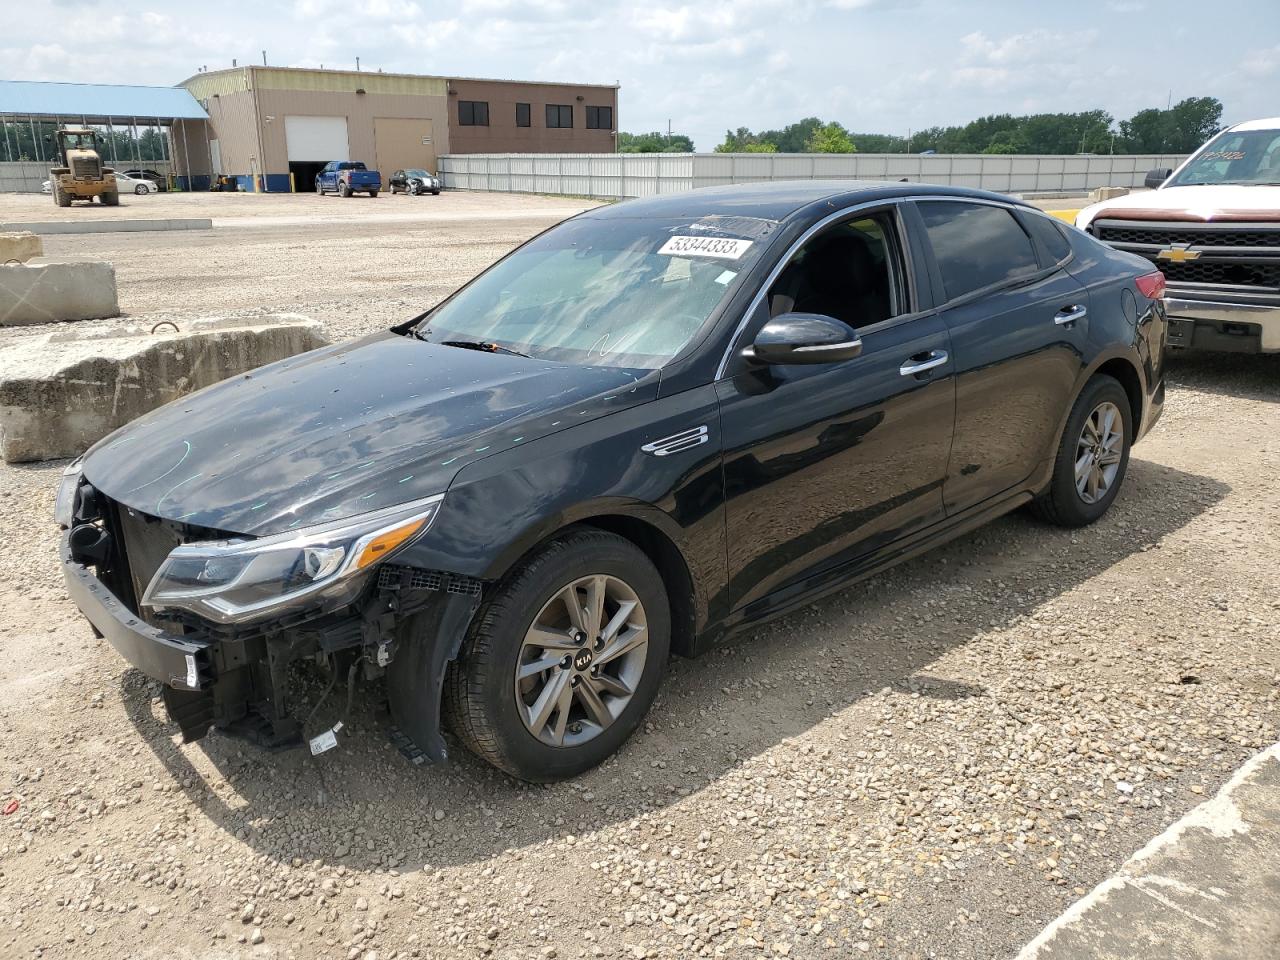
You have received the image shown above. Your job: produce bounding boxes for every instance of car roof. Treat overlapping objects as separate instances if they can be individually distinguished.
[1229,117,1280,132]
[581,179,1029,223]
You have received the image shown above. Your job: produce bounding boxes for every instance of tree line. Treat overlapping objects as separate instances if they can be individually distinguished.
[618,97,1224,155]
[1,120,169,164]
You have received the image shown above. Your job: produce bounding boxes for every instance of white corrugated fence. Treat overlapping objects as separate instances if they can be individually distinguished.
[0,160,176,193]
[440,152,1187,199]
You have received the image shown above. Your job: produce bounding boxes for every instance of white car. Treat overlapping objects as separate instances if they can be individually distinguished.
[1077,117,1280,355]
[114,172,157,195]
[41,173,156,196]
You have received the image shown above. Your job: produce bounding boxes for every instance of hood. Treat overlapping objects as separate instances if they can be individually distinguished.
[1077,184,1280,229]
[82,332,657,536]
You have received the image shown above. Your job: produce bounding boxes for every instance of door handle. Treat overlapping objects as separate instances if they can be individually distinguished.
[1054,304,1088,326]
[899,350,949,377]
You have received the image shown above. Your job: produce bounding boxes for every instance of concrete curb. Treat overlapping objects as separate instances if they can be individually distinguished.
[1017,742,1280,960]
[0,218,213,235]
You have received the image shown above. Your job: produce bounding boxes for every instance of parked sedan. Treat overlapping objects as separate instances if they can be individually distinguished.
[120,169,168,191]
[389,169,442,195]
[115,172,157,195]
[43,174,154,196]
[57,182,1166,781]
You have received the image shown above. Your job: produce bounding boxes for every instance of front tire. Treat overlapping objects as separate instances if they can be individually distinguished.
[1032,374,1132,527]
[134,184,147,195]
[445,528,670,781]
[100,190,119,206]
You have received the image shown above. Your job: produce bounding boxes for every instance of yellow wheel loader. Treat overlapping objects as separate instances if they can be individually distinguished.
[48,128,118,207]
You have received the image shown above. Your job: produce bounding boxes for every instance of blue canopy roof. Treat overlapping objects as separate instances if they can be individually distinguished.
[0,80,208,120]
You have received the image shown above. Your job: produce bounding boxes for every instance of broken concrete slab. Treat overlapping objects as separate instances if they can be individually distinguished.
[1017,742,1280,960]
[0,261,119,326]
[0,231,42,263]
[0,314,327,462]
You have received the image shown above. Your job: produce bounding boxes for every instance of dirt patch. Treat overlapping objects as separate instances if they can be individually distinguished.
[0,199,1276,960]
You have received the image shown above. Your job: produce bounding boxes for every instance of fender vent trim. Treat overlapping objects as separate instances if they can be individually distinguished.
[641,425,709,457]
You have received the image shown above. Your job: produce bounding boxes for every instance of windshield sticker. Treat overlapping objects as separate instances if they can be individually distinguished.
[659,236,754,259]
[715,270,737,285]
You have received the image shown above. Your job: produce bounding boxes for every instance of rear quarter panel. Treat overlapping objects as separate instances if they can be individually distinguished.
[1063,230,1167,440]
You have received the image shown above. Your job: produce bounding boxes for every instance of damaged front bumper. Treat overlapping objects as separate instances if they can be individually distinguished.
[61,528,483,761]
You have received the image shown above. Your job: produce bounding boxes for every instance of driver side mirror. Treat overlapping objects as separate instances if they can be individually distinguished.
[744,313,863,365]
[1144,167,1172,190]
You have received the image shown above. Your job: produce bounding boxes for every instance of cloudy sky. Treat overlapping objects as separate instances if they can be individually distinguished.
[9,0,1279,150]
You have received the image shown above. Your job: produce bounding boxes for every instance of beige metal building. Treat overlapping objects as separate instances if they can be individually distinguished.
[175,66,617,192]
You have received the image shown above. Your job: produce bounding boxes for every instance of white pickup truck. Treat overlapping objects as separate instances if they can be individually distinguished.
[1077,118,1280,355]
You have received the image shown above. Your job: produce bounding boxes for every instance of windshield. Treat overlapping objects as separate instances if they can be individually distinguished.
[405,169,431,177]
[413,215,774,369]
[1167,128,1280,186]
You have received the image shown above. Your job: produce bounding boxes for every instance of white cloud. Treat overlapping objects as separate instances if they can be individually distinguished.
[5,0,1279,149]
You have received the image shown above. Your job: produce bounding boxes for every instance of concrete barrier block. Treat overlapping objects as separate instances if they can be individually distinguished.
[1089,186,1130,203]
[0,314,328,463]
[0,261,119,326]
[0,232,43,263]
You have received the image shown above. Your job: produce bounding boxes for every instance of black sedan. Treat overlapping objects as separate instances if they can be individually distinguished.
[389,168,441,195]
[57,181,1167,781]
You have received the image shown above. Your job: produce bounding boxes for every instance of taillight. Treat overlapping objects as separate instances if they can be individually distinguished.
[1135,271,1166,300]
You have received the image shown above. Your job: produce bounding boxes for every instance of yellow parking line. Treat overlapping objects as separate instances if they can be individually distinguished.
[1048,208,1080,224]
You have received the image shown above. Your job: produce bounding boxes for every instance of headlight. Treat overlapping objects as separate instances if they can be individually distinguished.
[55,460,83,528]
[141,494,443,624]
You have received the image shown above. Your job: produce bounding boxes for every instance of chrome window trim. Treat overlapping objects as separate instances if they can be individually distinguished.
[713,198,919,381]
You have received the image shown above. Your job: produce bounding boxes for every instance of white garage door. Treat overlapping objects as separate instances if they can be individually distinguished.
[285,116,350,162]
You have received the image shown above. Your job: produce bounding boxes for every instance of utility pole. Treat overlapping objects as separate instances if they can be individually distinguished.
[262,50,267,66]
[356,57,361,72]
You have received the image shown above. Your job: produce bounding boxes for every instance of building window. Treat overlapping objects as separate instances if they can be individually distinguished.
[586,106,613,130]
[458,100,489,126]
[546,104,573,129]
[515,102,531,128]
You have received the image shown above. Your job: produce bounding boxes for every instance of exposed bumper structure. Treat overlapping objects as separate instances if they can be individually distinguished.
[61,534,212,691]
[1164,296,1280,354]
[60,503,483,759]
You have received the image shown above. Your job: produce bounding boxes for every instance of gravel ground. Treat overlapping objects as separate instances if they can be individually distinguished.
[0,197,1277,960]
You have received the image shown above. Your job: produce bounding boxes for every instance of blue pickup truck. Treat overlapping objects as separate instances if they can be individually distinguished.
[315,161,381,197]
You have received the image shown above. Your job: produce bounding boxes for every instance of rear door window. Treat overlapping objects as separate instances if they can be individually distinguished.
[917,201,1040,301]
[1020,211,1073,266]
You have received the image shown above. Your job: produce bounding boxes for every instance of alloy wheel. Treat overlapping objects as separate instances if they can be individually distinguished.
[515,574,648,748]
[1074,400,1124,504]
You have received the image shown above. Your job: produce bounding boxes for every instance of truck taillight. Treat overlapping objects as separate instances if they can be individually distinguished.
[1135,271,1166,300]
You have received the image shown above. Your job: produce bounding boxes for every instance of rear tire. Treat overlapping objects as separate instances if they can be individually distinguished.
[100,191,119,206]
[445,528,670,782]
[53,184,71,207]
[1031,374,1132,527]
[369,190,379,198]
[339,182,351,198]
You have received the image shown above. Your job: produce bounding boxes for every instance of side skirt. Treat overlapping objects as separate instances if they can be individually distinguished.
[694,487,1035,655]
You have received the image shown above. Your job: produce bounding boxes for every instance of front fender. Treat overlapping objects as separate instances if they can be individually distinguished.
[395,383,728,636]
